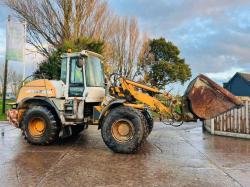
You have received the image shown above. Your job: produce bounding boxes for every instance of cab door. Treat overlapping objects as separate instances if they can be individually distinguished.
[68,57,85,98]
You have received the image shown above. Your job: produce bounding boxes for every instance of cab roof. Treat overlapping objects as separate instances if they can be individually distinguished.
[61,50,104,60]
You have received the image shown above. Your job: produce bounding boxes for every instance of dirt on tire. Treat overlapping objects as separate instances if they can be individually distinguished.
[22,106,59,145]
[101,106,147,154]
[142,110,154,136]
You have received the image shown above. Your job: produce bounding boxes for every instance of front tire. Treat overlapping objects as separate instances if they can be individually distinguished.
[101,106,147,154]
[22,106,59,145]
[142,110,154,135]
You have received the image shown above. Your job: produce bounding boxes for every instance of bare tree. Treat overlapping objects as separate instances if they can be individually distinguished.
[0,64,22,97]
[4,0,110,56]
[105,17,143,79]
[8,69,22,97]
[4,0,146,79]
[126,18,140,77]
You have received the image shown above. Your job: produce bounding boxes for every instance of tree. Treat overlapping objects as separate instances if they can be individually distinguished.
[58,37,104,55]
[139,38,191,90]
[5,0,145,79]
[0,64,22,97]
[8,69,22,97]
[34,36,104,79]
[34,51,61,80]
[4,0,110,56]
[106,17,142,79]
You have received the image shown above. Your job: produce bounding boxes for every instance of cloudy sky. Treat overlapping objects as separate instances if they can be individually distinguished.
[1,0,250,92]
[109,0,250,86]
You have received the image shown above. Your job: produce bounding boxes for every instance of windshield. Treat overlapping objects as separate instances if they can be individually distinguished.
[85,56,104,87]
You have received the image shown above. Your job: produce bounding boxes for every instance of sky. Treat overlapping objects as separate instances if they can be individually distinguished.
[109,0,250,92]
[1,1,250,93]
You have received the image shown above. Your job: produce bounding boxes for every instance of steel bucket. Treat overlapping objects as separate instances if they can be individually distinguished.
[183,74,243,120]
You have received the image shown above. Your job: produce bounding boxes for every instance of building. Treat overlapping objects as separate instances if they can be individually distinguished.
[223,72,250,96]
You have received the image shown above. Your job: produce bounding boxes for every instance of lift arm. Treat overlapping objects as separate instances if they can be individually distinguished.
[109,75,243,121]
[110,78,179,119]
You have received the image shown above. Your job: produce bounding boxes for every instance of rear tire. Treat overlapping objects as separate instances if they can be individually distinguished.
[22,106,59,145]
[101,106,147,154]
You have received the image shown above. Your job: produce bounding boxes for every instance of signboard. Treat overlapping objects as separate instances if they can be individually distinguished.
[6,20,26,62]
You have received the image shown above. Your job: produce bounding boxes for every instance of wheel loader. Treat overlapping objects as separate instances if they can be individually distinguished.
[7,50,242,153]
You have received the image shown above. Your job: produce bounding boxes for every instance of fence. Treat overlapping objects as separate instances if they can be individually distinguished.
[204,97,250,139]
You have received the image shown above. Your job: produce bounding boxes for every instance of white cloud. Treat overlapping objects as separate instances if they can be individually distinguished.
[110,0,250,87]
[205,67,245,82]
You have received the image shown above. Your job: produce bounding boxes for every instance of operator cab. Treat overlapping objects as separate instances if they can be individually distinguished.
[60,50,105,102]
[60,50,106,121]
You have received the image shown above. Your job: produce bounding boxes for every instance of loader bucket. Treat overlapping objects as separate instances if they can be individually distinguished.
[183,74,243,120]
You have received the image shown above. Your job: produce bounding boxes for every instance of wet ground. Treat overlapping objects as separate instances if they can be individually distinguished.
[0,121,250,187]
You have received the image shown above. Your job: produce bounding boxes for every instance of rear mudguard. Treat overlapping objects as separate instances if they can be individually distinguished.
[16,97,61,128]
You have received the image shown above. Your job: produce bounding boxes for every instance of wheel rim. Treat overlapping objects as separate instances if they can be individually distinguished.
[111,119,134,143]
[28,117,46,137]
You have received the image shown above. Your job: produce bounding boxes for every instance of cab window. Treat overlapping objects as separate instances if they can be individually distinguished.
[60,58,67,83]
[85,56,104,87]
[69,57,84,97]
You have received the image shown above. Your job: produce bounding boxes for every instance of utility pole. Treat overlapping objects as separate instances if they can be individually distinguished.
[2,15,11,114]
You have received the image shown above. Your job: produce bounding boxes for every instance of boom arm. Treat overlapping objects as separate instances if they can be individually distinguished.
[110,75,243,122]
[110,78,178,119]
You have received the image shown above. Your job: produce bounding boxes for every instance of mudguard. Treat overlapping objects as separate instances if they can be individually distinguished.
[98,98,126,129]
[16,97,61,127]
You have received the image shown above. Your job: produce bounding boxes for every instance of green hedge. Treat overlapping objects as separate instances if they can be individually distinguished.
[0,100,15,121]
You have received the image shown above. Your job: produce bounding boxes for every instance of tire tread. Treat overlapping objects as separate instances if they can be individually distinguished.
[22,106,59,145]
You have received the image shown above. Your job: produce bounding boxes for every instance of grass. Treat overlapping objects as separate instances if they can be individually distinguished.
[0,99,15,121]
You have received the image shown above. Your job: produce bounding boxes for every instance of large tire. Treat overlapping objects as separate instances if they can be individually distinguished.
[71,124,85,136]
[142,110,154,135]
[22,106,59,145]
[101,106,147,154]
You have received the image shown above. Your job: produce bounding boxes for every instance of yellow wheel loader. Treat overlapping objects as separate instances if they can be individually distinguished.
[7,50,242,153]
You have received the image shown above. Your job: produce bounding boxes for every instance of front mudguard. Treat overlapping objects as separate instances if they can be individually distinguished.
[97,98,126,129]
